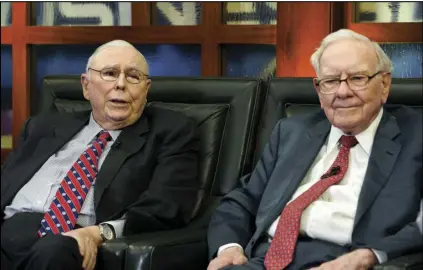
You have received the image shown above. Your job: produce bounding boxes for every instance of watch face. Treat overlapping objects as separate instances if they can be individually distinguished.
[101,224,115,240]
[104,227,113,240]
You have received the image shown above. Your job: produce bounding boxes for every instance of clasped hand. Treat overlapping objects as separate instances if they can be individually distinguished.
[207,247,248,270]
[207,247,376,270]
[63,226,103,270]
[309,249,377,270]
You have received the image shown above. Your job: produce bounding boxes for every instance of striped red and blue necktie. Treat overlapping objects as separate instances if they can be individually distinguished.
[38,130,111,237]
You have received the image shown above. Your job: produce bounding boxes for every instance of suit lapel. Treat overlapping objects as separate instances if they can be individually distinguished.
[31,113,90,167]
[353,110,401,229]
[94,116,149,209]
[260,115,331,234]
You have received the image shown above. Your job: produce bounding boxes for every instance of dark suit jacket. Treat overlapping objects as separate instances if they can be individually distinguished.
[208,105,422,262]
[1,106,200,235]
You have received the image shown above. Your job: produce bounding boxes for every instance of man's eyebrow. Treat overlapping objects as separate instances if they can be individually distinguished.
[348,69,368,74]
[321,73,340,78]
[124,66,141,71]
[101,64,120,69]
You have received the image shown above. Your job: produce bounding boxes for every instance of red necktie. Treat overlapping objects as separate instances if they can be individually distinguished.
[38,131,111,237]
[264,135,358,270]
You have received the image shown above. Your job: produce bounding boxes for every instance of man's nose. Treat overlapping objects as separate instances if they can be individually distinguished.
[116,72,126,89]
[336,79,352,98]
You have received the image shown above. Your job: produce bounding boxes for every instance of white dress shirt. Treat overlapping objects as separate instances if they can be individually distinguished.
[4,114,126,237]
[219,108,388,263]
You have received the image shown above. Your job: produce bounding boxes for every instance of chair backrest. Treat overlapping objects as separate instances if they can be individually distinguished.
[40,76,263,212]
[254,77,423,165]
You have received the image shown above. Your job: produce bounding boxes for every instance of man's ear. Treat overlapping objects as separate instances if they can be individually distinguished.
[313,78,320,93]
[144,78,152,93]
[381,72,392,104]
[313,78,324,108]
[81,74,90,101]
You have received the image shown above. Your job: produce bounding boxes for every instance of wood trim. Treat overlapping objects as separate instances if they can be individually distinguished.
[348,23,422,43]
[201,2,222,76]
[25,26,203,44]
[276,2,331,77]
[11,2,31,148]
[346,2,422,43]
[216,25,276,44]
[12,2,29,27]
[330,2,346,32]
[16,25,279,45]
[1,27,12,44]
[1,149,12,165]
[131,2,151,26]
[11,42,30,148]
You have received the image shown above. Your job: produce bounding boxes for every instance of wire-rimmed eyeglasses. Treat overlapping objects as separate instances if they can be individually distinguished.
[88,67,149,84]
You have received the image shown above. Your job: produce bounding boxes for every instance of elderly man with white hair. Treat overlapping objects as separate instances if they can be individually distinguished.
[207,29,422,270]
[1,40,200,270]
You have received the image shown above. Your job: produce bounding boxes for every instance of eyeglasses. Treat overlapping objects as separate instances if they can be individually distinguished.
[315,71,384,94]
[88,67,149,84]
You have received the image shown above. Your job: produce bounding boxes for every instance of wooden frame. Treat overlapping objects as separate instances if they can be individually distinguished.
[1,1,422,163]
[345,2,422,42]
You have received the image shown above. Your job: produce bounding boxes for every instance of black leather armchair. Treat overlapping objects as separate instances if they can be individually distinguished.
[254,77,423,270]
[40,76,263,270]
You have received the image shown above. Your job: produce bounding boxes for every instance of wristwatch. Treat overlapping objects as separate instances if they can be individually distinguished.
[99,223,116,241]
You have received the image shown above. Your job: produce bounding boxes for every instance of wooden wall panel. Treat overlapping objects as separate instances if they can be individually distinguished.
[201,2,222,76]
[345,2,422,42]
[11,2,30,148]
[348,23,422,43]
[25,26,203,44]
[276,2,332,77]
[1,27,12,44]
[216,25,276,44]
[131,2,151,26]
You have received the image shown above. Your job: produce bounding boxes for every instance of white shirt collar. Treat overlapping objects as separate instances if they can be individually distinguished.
[88,113,121,142]
[327,107,384,156]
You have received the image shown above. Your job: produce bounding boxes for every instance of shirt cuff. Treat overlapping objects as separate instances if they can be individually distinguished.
[217,243,244,257]
[101,220,126,238]
[372,249,388,264]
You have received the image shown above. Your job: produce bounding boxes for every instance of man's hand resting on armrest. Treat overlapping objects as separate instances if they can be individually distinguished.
[63,226,103,270]
[207,246,248,270]
[309,248,378,270]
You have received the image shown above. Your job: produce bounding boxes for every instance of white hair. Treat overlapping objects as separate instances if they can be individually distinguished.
[85,39,149,74]
[310,29,393,76]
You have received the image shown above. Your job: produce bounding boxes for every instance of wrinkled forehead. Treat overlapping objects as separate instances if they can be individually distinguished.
[320,39,378,75]
[92,46,148,73]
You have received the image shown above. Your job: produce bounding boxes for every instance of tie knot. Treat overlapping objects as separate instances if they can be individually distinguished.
[97,130,111,142]
[339,135,358,148]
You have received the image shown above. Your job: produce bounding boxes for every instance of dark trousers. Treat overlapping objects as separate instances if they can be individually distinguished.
[221,236,350,270]
[1,213,83,270]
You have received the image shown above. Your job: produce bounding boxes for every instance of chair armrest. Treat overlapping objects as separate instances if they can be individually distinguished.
[97,198,219,270]
[124,228,208,270]
[373,253,423,270]
[97,234,139,270]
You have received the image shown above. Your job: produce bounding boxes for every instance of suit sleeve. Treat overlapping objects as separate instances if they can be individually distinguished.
[122,117,200,235]
[1,117,32,175]
[207,119,284,259]
[354,220,422,259]
[353,143,423,259]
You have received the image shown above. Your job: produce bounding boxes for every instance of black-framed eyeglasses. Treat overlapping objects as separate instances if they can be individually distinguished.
[88,67,149,84]
[315,71,385,94]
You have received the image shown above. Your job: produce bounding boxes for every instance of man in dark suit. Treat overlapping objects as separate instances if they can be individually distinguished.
[207,29,422,270]
[1,40,199,270]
